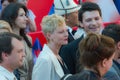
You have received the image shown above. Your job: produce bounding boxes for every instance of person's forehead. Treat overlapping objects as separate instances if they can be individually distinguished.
[83,11,101,18]
[12,38,23,47]
[2,0,9,4]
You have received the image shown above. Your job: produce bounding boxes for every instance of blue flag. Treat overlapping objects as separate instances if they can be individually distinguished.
[32,38,43,63]
[113,0,120,14]
[48,4,54,15]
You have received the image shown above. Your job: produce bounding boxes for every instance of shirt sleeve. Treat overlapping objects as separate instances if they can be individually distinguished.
[0,75,8,80]
[32,58,52,80]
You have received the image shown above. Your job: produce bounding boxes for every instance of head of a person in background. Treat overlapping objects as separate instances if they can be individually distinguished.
[78,2,103,34]
[54,0,81,28]
[0,20,13,33]
[1,3,32,48]
[1,2,28,29]
[41,14,68,45]
[1,0,9,10]
[16,0,28,6]
[102,23,120,61]
[79,33,115,77]
[0,32,25,71]
[1,0,16,10]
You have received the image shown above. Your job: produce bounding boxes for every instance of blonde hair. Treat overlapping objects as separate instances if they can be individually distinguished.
[41,14,66,41]
[0,20,13,33]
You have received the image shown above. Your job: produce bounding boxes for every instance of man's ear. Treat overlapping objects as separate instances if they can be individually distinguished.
[46,32,51,40]
[116,41,120,49]
[101,58,108,67]
[2,52,9,60]
[80,21,84,28]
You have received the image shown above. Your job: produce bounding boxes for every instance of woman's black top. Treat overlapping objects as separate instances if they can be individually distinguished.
[58,59,70,74]
[61,70,104,80]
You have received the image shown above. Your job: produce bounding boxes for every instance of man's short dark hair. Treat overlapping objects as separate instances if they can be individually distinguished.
[0,32,22,62]
[78,2,102,22]
[102,23,120,43]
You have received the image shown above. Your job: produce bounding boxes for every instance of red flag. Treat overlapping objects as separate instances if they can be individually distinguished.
[27,0,53,31]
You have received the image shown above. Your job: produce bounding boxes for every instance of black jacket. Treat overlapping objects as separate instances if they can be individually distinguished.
[59,35,83,74]
[61,70,102,80]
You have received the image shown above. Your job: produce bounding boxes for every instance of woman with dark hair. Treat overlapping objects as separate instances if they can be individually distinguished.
[61,33,115,80]
[1,3,33,80]
[16,0,37,33]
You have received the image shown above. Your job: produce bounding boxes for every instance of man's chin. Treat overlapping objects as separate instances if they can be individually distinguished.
[89,30,100,34]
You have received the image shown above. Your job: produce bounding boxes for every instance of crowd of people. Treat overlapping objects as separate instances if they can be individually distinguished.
[0,0,120,80]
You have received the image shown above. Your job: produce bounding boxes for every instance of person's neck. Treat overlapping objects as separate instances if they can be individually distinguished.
[84,67,97,73]
[66,22,75,28]
[97,65,106,77]
[84,66,103,77]
[47,43,63,64]
[113,50,120,64]
[66,21,79,28]
[12,27,20,35]
[0,63,14,72]
[47,43,61,56]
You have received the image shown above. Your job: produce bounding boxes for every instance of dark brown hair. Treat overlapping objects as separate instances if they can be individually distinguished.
[79,33,115,75]
[1,3,32,47]
[0,32,22,62]
[78,2,102,22]
[102,23,120,43]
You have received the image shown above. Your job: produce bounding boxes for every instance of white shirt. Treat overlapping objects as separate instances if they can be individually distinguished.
[0,66,17,80]
[67,26,75,39]
[74,28,85,39]
[67,26,73,34]
[32,44,64,80]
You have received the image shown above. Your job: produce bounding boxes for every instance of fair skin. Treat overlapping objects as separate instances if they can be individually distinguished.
[17,0,36,32]
[65,10,79,28]
[114,42,120,63]
[2,0,9,10]
[47,23,68,63]
[13,8,28,35]
[81,10,103,34]
[97,53,115,77]
[47,23,68,64]
[27,15,37,32]
[0,38,25,72]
